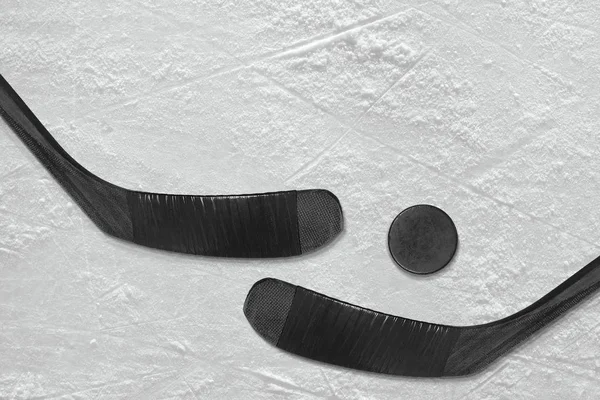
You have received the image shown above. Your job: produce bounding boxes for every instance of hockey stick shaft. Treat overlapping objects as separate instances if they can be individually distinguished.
[446,254,600,374]
[0,75,133,238]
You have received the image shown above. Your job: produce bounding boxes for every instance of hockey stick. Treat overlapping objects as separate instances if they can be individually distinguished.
[0,74,343,258]
[244,255,600,376]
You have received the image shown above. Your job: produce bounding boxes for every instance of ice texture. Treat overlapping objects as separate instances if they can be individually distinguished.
[1,0,600,398]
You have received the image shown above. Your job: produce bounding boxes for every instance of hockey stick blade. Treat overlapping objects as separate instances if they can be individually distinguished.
[0,74,343,257]
[245,256,600,376]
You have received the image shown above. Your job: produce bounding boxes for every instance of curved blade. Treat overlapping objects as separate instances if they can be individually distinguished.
[0,74,343,258]
[245,256,600,376]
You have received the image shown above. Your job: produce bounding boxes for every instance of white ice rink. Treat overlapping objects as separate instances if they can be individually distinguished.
[2,0,600,398]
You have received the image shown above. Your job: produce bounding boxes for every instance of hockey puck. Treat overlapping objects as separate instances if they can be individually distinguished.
[388,205,458,275]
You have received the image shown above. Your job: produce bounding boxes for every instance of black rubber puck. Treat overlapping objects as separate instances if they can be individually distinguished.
[388,205,458,275]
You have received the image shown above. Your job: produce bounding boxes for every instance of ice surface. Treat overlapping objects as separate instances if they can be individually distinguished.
[1,0,600,398]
